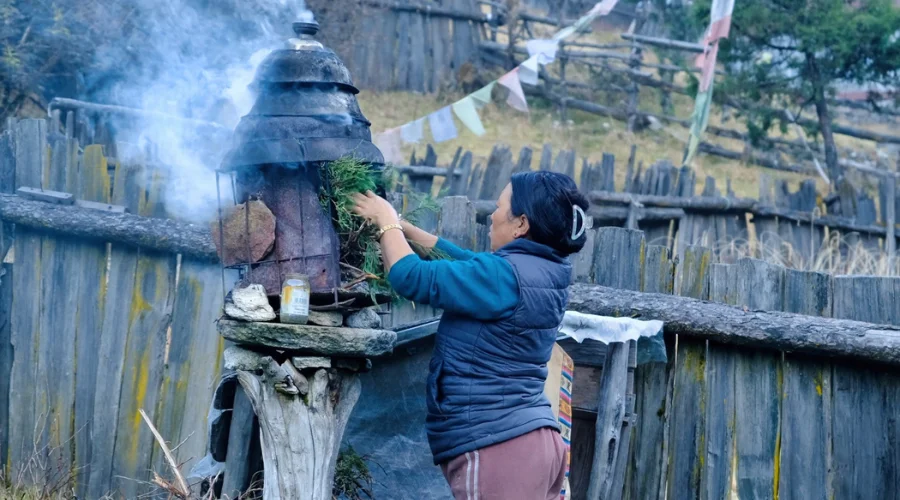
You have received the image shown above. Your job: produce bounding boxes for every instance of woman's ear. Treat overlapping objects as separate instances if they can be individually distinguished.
[515,215,530,239]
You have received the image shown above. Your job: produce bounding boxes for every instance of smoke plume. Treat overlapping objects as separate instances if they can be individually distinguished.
[86,0,315,223]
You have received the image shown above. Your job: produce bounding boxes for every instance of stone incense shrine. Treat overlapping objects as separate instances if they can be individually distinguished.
[210,20,396,499]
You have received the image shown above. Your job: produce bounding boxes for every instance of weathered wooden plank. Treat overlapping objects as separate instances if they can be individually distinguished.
[782,269,832,317]
[514,146,533,175]
[831,364,895,499]
[72,146,111,496]
[708,263,738,305]
[624,244,672,499]
[586,341,629,499]
[438,196,476,248]
[7,228,41,476]
[593,227,644,292]
[700,343,736,500]
[395,12,412,88]
[587,227,643,499]
[572,228,596,284]
[0,262,13,471]
[466,163,485,200]
[665,338,706,500]
[110,167,177,499]
[736,258,785,310]
[732,258,783,500]
[7,118,46,478]
[479,145,513,201]
[222,386,256,498]
[643,245,673,294]
[447,151,472,196]
[539,144,553,171]
[409,13,426,92]
[833,276,899,326]
[779,355,831,500]
[34,134,77,477]
[153,259,225,480]
[0,130,14,258]
[14,119,47,189]
[86,161,145,499]
[679,246,711,299]
[431,12,449,90]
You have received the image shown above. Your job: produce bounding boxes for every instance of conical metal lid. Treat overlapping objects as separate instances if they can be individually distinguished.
[221,20,383,170]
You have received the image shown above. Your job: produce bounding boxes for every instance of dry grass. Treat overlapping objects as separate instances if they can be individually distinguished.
[717,231,899,276]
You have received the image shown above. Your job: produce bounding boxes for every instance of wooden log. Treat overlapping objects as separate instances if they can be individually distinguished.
[365,0,493,23]
[620,33,706,53]
[586,342,629,500]
[472,198,684,221]
[49,97,228,132]
[0,193,218,260]
[588,190,756,212]
[233,348,361,500]
[392,165,463,177]
[565,283,900,366]
[218,320,396,357]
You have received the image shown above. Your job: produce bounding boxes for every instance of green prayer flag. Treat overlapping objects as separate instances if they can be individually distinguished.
[471,81,496,108]
[452,96,486,136]
[682,88,713,167]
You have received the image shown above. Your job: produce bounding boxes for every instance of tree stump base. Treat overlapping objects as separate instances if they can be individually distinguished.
[226,345,363,500]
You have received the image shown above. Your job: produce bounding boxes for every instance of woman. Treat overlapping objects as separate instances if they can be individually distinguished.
[351,171,590,500]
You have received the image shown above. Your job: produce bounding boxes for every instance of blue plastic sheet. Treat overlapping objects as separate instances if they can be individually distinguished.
[341,336,451,499]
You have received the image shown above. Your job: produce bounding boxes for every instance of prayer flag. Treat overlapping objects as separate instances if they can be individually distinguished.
[471,81,497,108]
[498,68,529,113]
[452,96,487,136]
[519,55,541,86]
[428,106,458,143]
[400,118,425,144]
[373,127,404,164]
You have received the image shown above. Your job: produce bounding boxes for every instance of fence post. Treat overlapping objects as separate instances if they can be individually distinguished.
[559,41,569,123]
[885,175,896,274]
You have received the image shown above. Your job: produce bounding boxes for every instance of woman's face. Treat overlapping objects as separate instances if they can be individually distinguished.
[489,183,529,251]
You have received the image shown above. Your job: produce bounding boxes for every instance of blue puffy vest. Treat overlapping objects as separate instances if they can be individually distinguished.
[425,238,572,464]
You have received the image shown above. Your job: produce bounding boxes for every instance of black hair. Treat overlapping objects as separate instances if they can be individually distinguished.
[509,171,590,256]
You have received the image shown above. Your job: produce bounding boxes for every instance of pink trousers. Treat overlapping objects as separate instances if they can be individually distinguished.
[439,427,568,500]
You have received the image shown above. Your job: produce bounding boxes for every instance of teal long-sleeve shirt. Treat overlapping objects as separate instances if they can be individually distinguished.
[387,238,520,321]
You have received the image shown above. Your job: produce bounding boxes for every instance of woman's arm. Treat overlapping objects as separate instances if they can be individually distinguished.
[353,191,516,318]
[388,252,518,320]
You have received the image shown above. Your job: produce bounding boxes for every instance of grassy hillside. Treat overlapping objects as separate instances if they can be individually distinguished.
[357,28,895,200]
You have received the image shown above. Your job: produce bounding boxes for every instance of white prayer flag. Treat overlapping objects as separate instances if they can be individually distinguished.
[428,106,458,143]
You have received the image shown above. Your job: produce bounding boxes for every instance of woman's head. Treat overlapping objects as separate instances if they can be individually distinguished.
[488,171,590,255]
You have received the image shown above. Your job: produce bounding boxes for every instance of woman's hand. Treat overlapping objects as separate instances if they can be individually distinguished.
[351,191,400,228]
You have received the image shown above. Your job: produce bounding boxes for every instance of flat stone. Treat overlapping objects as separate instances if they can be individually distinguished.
[224,284,276,322]
[308,310,343,327]
[210,200,276,266]
[345,307,382,329]
[224,345,266,371]
[292,356,332,370]
[218,319,396,357]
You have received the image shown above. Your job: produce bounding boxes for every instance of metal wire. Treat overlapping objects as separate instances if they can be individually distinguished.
[215,171,227,300]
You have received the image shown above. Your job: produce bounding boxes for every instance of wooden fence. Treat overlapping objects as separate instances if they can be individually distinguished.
[477,6,900,178]
[0,118,224,499]
[314,0,489,93]
[559,226,900,499]
[2,117,900,499]
[396,143,900,273]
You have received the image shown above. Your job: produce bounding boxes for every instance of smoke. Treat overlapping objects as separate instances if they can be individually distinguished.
[87,0,315,223]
